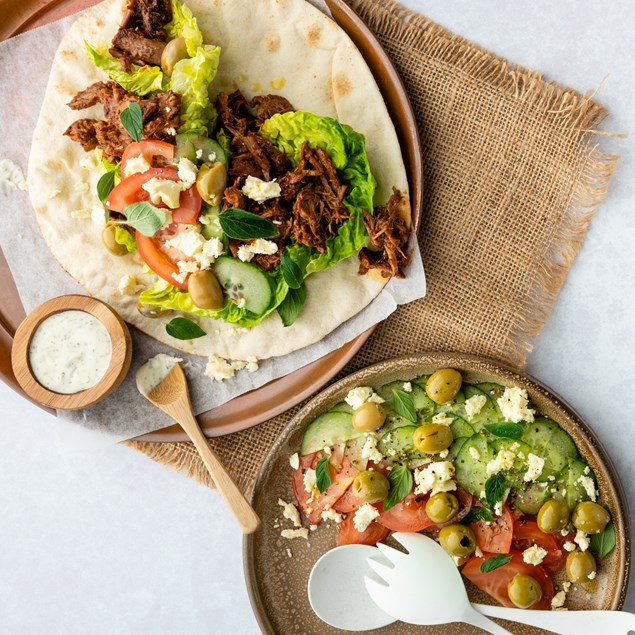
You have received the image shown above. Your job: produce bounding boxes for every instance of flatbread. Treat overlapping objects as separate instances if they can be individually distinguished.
[28,0,409,359]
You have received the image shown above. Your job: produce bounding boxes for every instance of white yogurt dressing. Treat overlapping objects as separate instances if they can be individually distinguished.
[0,158,27,193]
[28,310,112,394]
[136,353,183,396]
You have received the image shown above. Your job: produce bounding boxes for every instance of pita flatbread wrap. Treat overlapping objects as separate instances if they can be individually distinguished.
[28,0,409,359]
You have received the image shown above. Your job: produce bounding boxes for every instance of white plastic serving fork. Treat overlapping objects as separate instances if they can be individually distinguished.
[365,532,635,635]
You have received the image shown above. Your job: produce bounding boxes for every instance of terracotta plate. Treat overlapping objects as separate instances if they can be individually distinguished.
[0,0,423,441]
[245,353,631,635]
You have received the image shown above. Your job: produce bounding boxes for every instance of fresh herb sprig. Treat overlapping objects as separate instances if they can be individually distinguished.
[165,317,206,340]
[120,102,143,142]
[383,463,412,511]
[393,390,417,423]
[110,202,167,236]
[277,283,307,327]
[316,457,331,493]
[219,208,279,240]
[480,554,512,573]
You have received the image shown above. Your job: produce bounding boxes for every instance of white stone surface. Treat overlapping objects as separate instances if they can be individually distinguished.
[1,1,634,633]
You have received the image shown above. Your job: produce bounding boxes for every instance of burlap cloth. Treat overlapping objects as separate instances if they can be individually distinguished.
[125,0,617,494]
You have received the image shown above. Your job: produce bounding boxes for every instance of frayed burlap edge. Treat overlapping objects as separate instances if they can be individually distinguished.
[123,0,621,493]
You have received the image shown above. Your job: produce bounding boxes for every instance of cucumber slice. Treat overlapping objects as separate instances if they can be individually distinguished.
[455,435,496,498]
[213,256,273,315]
[378,425,419,460]
[463,385,503,429]
[329,401,354,415]
[552,458,596,510]
[437,388,467,417]
[513,481,549,515]
[446,436,467,463]
[383,413,415,432]
[300,412,362,455]
[343,437,367,471]
[175,133,228,168]
[521,418,578,481]
[490,438,533,488]
[476,382,505,400]
[376,381,434,420]
[449,415,474,439]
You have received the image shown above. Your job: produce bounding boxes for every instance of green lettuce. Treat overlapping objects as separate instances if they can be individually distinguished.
[168,45,220,134]
[261,111,376,276]
[114,227,137,252]
[166,0,203,55]
[84,43,163,96]
[139,272,289,328]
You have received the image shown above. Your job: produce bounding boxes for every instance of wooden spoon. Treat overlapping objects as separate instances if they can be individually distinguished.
[142,363,260,534]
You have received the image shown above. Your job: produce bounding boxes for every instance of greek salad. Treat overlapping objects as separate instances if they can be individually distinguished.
[289,369,616,611]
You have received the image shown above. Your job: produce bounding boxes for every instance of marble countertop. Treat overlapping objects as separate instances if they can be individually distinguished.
[1,0,633,632]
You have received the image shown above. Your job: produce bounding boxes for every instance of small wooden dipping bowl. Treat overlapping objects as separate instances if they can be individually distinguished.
[11,295,132,410]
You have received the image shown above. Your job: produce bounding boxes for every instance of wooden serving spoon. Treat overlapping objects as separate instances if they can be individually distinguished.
[142,363,260,534]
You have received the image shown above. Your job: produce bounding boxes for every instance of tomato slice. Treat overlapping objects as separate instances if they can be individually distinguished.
[462,551,554,610]
[468,503,514,554]
[135,231,187,290]
[512,519,566,575]
[292,452,358,525]
[106,167,180,212]
[332,486,364,514]
[376,490,435,532]
[337,515,390,547]
[121,139,175,175]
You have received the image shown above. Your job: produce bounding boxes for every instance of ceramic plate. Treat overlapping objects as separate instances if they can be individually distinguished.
[0,0,423,440]
[244,353,630,634]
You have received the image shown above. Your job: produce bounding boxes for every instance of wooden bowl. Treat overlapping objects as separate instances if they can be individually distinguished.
[244,353,631,635]
[11,295,132,410]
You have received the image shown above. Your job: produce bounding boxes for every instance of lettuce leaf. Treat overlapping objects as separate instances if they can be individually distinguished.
[84,43,164,96]
[138,270,289,328]
[166,0,203,56]
[261,111,375,275]
[168,45,220,134]
[114,227,137,252]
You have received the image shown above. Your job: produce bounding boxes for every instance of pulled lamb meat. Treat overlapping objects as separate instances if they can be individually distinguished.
[358,188,410,278]
[109,0,171,70]
[64,81,180,161]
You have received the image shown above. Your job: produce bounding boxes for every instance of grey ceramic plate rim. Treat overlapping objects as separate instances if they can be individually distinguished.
[244,352,631,634]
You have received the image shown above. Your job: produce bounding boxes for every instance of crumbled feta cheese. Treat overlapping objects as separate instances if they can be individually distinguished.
[309,524,318,531]
[402,382,412,392]
[281,528,308,540]
[576,475,597,502]
[523,544,548,566]
[345,387,384,410]
[438,449,449,459]
[74,181,89,193]
[561,526,571,537]
[574,529,590,552]
[432,412,454,426]
[414,461,456,496]
[278,498,302,527]
[551,590,567,610]
[205,354,237,382]
[207,152,216,162]
[165,227,206,257]
[548,475,556,482]
[244,356,259,372]
[79,149,102,170]
[563,541,576,552]
[242,175,281,202]
[469,446,481,460]
[464,394,487,420]
[475,546,483,558]
[486,449,516,476]
[176,259,200,277]
[142,178,182,208]
[303,468,318,497]
[198,237,225,267]
[587,570,596,580]
[236,238,279,262]
[286,548,292,558]
[494,501,504,516]
[289,453,300,470]
[177,157,198,188]
[323,446,332,456]
[353,503,380,532]
[166,127,176,135]
[496,386,535,423]
[117,274,144,296]
[361,433,383,464]
[321,508,343,524]
[195,148,203,159]
[123,154,151,177]
[584,466,590,475]
[172,271,187,284]
[524,453,545,482]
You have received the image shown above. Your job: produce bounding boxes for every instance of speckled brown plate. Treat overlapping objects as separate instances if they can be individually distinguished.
[245,353,631,634]
[0,0,423,441]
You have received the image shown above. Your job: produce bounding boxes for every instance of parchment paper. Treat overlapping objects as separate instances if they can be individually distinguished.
[0,9,425,442]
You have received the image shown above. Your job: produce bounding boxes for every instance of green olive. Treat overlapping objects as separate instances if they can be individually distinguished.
[537,498,570,534]
[352,471,390,503]
[188,269,224,310]
[425,369,463,404]
[413,424,453,454]
[196,161,227,206]
[507,574,543,609]
[425,492,459,524]
[161,37,189,76]
[438,524,476,558]
[352,402,386,432]
[101,223,128,256]
[571,502,610,534]
[566,550,597,583]
[136,303,173,318]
